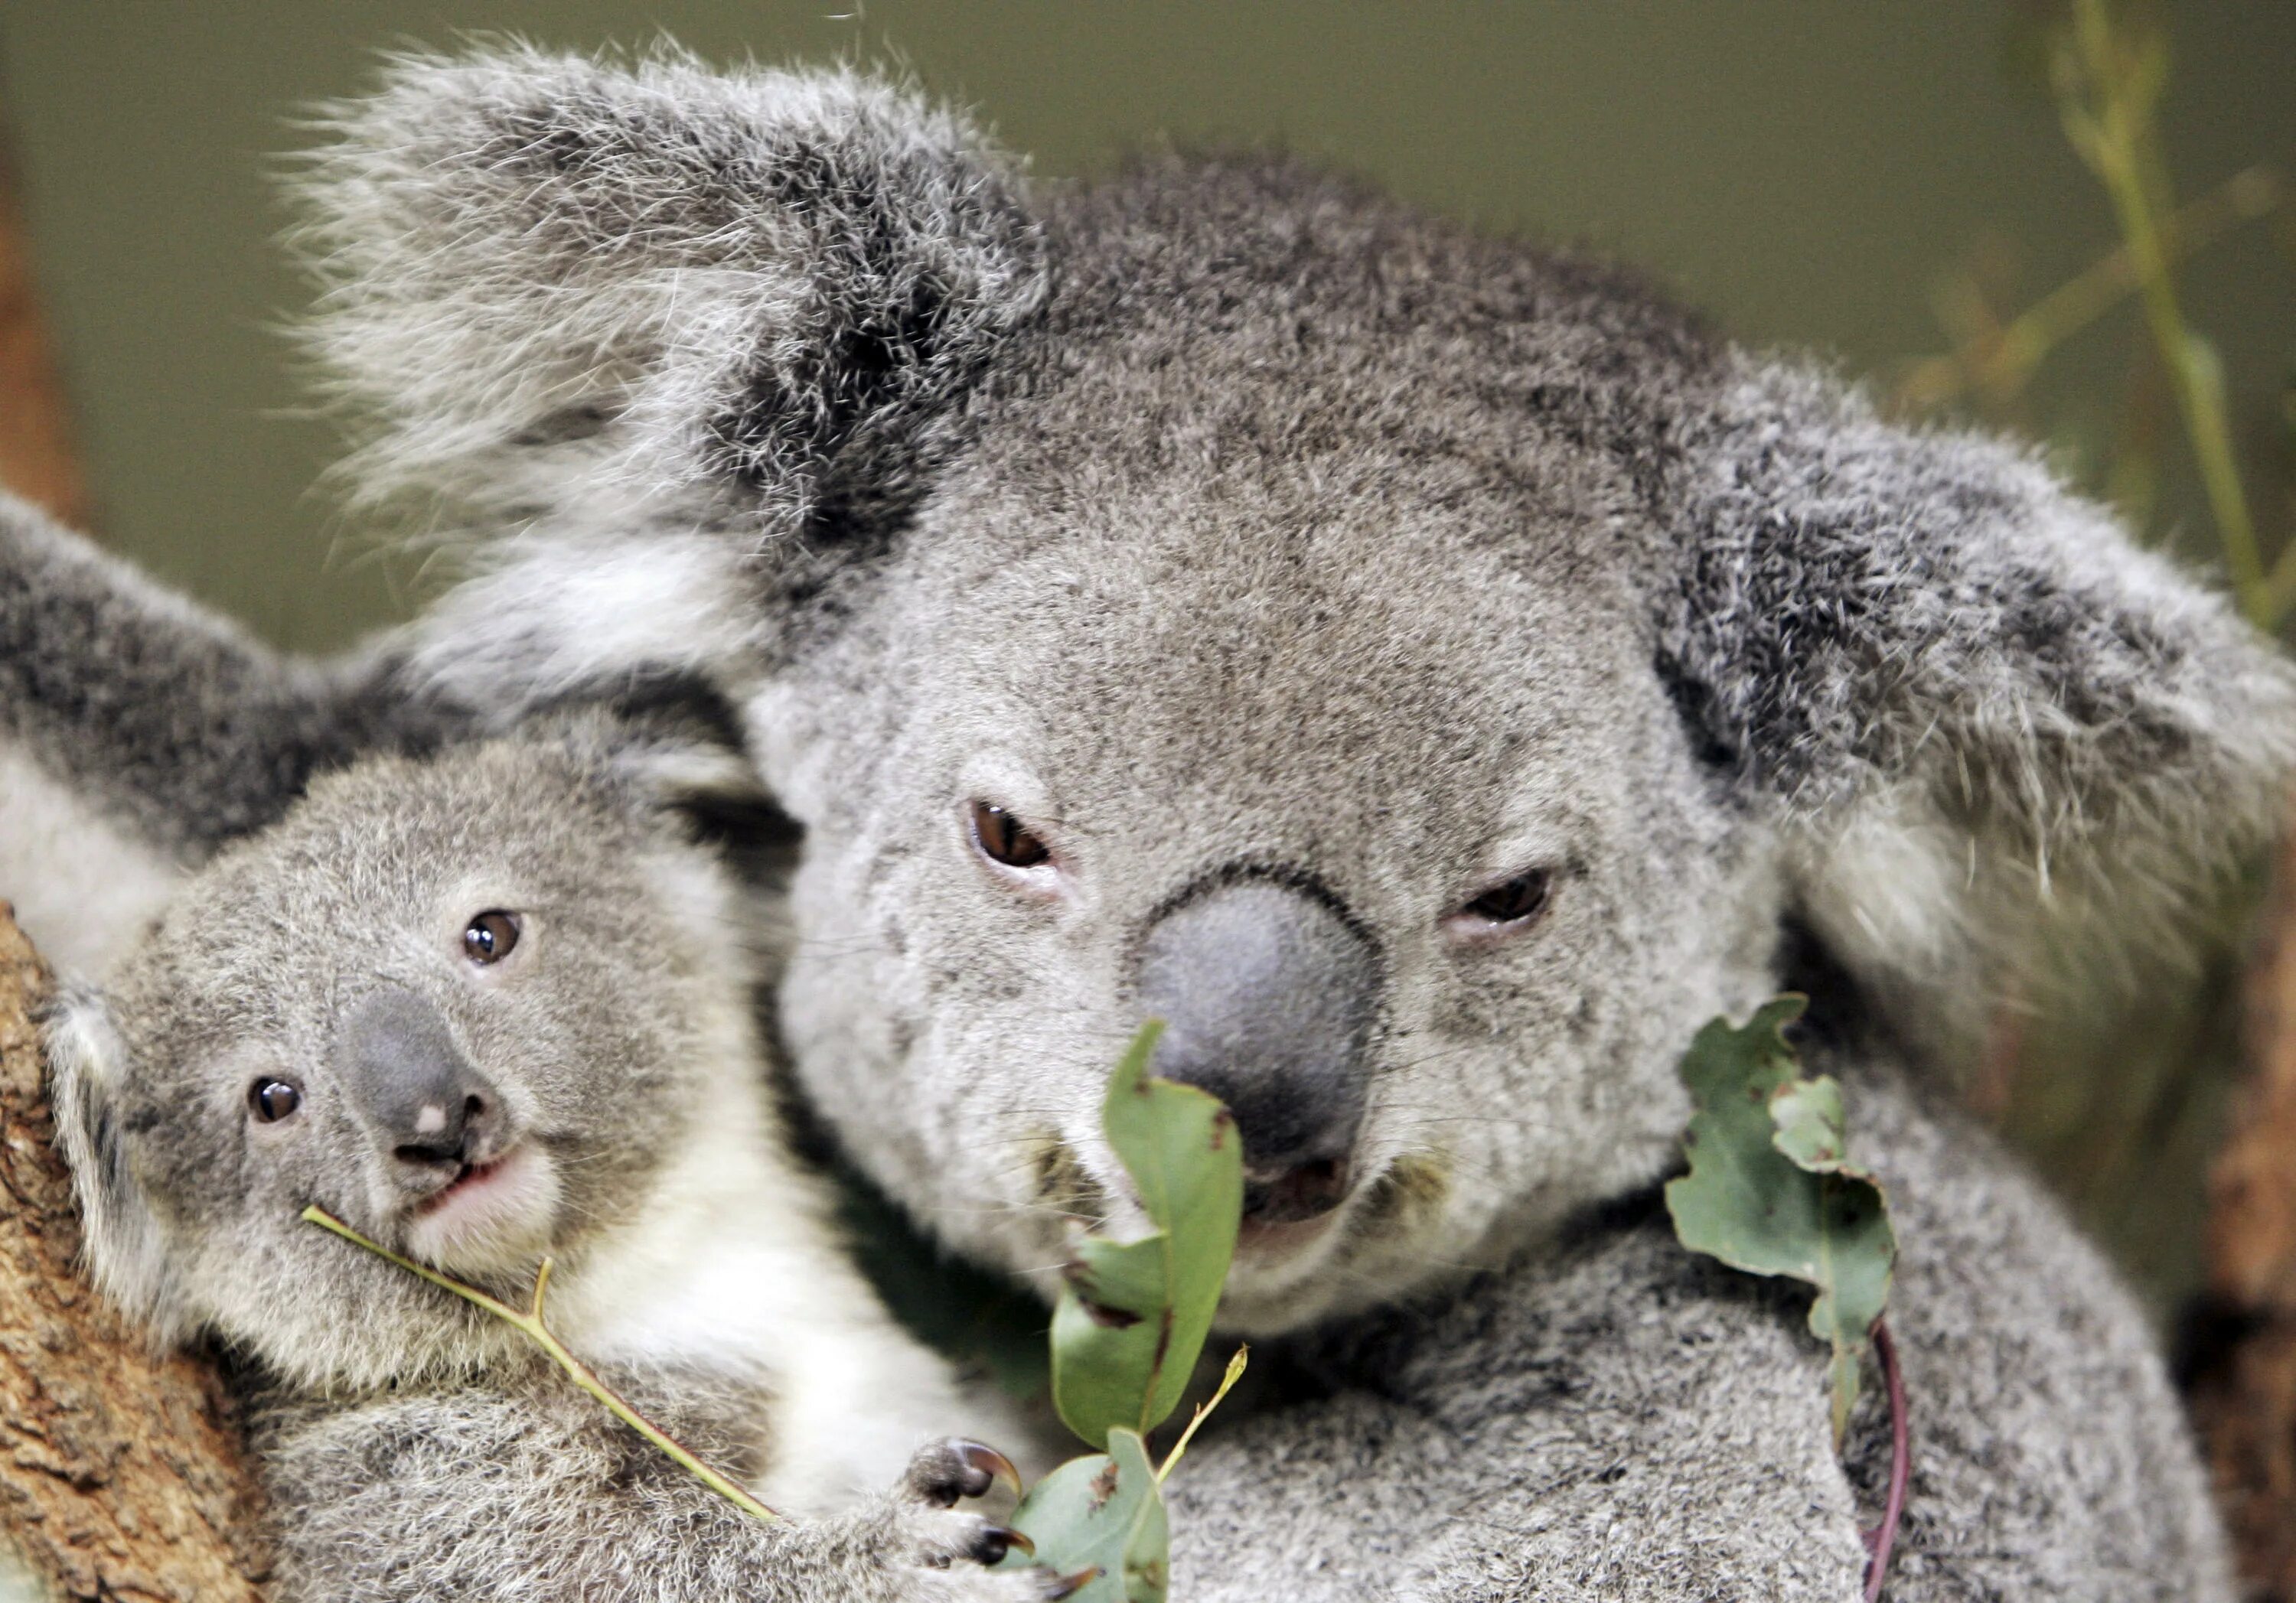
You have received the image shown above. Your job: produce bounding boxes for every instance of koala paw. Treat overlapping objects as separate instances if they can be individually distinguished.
[879,1439,1091,1602]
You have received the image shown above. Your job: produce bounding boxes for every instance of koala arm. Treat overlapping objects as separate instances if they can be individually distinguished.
[0,493,455,970]
[1165,1070,2229,1603]
[255,1365,1058,1603]
[1163,1218,1868,1603]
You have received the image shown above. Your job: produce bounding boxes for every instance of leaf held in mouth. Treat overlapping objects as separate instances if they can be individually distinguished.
[1014,1021,1247,1597]
[1049,1020,1244,1449]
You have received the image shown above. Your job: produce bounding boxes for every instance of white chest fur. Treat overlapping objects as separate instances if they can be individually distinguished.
[548,1071,984,1517]
[0,744,185,979]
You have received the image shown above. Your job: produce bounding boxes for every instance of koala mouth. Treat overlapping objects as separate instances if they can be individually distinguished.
[413,1152,516,1216]
[1234,1211,1342,1257]
[1241,1158,1352,1226]
[1231,1159,1355,1256]
[402,1144,561,1273]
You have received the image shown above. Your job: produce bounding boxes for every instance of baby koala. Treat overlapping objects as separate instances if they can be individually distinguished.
[44,707,1065,1602]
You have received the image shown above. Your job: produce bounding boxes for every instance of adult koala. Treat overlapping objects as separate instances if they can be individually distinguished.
[5,44,2291,1601]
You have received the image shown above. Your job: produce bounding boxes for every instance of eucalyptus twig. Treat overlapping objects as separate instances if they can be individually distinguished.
[1861,1320,1910,1603]
[1155,1345,1248,1484]
[299,1205,782,1525]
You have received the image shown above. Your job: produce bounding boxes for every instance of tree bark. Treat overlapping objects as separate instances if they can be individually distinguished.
[2193,819,2296,1602]
[0,905,266,1601]
[0,109,88,529]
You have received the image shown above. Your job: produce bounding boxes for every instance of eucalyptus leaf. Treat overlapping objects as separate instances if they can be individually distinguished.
[1664,995,1897,1444]
[1050,1021,1244,1448]
[1003,1429,1169,1603]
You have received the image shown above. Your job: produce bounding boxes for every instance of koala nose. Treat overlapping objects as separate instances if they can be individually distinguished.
[1135,878,1378,1225]
[338,987,505,1174]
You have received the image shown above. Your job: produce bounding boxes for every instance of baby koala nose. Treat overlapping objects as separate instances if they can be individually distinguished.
[338,986,505,1175]
[1135,876,1378,1225]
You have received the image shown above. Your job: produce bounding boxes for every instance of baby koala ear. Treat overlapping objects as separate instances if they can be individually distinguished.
[532,686,790,855]
[43,988,185,1340]
[1658,357,2296,1070]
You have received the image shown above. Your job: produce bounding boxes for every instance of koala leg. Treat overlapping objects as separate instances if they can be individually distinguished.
[1162,1221,1869,1603]
[256,1378,1072,1603]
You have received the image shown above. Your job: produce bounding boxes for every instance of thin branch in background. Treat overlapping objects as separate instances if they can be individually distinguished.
[1896,165,2281,416]
[2056,0,2273,623]
[1902,0,2291,631]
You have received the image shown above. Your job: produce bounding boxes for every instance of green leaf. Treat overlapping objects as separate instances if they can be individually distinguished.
[1050,1021,1244,1448]
[1003,1429,1169,1603]
[1664,996,1897,1444]
[1768,1074,1849,1170]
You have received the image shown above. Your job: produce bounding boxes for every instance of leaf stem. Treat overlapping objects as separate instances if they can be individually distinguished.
[300,1205,782,1524]
[1156,1344,1248,1484]
[1861,1319,1910,1603]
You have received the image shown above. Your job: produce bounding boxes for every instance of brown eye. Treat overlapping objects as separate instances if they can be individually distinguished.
[970,801,1052,869]
[1460,870,1553,927]
[249,1077,302,1122]
[463,911,522,965]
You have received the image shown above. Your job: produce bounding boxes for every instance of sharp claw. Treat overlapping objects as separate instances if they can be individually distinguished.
[973,1524,1032,1566]
[1047,1566,1103,1599]
[951,1438,1023,1504]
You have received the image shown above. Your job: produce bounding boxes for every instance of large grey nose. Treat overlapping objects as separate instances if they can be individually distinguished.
[338,987,504,1175]
[1136,878,1378,1224]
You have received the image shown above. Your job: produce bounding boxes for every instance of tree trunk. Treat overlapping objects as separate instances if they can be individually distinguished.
[0,905,267,1601]
[0,111,88,529]
[2193,819,2296,1602]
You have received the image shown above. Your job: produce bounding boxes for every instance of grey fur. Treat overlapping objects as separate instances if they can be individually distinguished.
[0,490,483,976]
[0,489,457,839]
[44,717,1059,1602]
[8,44,2288,1598]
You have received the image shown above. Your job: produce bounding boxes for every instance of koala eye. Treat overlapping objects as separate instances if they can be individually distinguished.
[462,911,523,966]
[970,801,1052,870]
[1454,869,1554,930]
[249,1077,303,1123]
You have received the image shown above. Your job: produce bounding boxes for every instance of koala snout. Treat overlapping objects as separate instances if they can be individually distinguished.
[1136,878,1377,1223]
[338,987,507,1181]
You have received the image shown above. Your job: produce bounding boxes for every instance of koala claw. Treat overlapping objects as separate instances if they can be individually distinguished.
[915,1438,1025,1509]
[971,1525,1033,1565]
[908,1436,1024,1512]
[883,1440,1065,1601]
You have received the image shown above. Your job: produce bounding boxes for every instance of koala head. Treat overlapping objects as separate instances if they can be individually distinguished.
[47,709,772,1385]
[311,49,2296,1333]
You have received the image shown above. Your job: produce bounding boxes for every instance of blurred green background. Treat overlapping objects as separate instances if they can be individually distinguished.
[0,2,2291,1316]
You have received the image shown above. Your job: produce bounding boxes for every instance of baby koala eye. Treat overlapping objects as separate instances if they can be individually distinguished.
[970,801,1052,870]
[248,1077,303,1123]
[1453,868,1554,930]
[462,910,522,966]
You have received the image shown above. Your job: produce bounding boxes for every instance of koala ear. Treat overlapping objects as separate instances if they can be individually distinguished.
[43,989,185,1339]
[1657,359,2296,1067]
[296,43,1043,542]
[531,686,792,855]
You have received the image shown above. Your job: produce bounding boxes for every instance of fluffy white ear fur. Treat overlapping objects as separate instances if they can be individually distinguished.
[1669,357,2296,1067]
[293,42,1044,551]
[402,529,761,716]
[43,989,184,1340]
